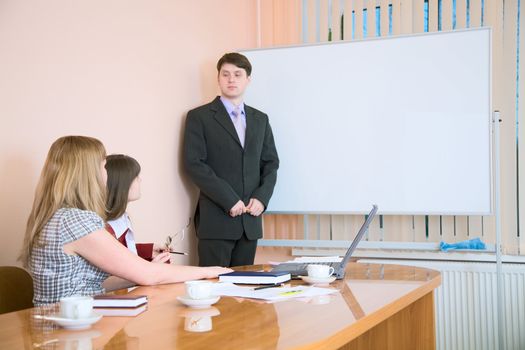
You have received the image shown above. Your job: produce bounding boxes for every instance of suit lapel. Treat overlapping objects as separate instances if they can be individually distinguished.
[244,106,255,151]
[211,97,243,148]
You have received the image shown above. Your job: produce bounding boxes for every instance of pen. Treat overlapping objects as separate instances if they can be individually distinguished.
[254,284,283,291]
[169,250,188,256]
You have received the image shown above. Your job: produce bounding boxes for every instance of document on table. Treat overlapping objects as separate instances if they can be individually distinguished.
[212,282,338,301]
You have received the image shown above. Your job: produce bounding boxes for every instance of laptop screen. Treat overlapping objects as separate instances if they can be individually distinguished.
[270,204,378,278]
[337,204,378,270]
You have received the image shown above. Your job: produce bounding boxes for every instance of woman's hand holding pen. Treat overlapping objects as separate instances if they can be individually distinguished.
[151,251,171,263]
[156,239,188,258]
[152,244,171,263]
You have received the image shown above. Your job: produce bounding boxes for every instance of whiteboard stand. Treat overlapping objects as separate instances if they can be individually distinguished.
[493,110,504,350]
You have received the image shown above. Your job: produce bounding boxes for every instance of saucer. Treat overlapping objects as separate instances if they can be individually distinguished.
[35,313,102,330]
[300,275,336,285]
[177,295,220,309]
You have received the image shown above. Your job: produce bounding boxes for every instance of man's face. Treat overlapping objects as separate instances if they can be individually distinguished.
[218,63,250,100]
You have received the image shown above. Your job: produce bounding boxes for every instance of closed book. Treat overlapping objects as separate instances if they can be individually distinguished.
[218,271,291,284]
[93,294,148,308]
[94,304,147,317]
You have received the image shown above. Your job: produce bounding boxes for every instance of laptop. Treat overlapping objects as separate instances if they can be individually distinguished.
[271,204,378,279]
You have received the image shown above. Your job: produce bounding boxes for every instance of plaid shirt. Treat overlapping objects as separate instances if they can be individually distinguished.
[30,208,109,305]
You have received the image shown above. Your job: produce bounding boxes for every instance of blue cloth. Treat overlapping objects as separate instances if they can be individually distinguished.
[439,237,486,252]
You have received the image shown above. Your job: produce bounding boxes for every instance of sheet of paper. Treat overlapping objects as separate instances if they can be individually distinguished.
[212,282,338,301]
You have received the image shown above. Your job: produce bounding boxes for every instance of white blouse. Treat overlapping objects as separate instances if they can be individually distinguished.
[107,213,138,255]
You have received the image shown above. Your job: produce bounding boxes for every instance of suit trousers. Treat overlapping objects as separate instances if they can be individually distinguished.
[198,233,257,267]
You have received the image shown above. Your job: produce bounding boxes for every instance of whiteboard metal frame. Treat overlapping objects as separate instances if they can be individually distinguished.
[242,27,493,216]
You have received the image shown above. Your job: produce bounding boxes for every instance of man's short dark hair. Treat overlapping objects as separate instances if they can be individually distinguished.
[217,52,252,76]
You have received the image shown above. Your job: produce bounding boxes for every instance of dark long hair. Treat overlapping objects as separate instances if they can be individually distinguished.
[105,154,141,221]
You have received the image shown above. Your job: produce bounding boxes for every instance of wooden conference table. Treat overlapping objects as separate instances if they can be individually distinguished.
[0,262,441,350]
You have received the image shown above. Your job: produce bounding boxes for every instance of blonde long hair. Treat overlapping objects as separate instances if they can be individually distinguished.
[20,136,107,266]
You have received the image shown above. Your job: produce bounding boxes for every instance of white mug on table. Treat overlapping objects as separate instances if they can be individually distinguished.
[185,280,212,300]
[60,296,94,319]
[307,264,335,279]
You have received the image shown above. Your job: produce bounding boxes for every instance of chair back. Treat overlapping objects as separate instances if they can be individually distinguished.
[0,266,33,314]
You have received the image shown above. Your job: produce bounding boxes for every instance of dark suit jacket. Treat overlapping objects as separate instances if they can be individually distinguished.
[183,96,279,240]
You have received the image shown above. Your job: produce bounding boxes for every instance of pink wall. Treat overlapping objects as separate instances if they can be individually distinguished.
[0,0,258,266]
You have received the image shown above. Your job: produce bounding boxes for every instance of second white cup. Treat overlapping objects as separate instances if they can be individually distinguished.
[307,264,335,279]
[60,296,94,319]
[185,280,212,300]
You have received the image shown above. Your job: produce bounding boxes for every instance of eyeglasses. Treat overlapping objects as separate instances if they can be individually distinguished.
[164,218,190,254]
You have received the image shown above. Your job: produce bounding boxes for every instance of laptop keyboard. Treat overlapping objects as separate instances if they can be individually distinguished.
[271,261,344,279]
[294,262,334,270]
[273,261,336,273]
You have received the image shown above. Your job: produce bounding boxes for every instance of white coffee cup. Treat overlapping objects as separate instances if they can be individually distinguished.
[185,280,212,300]
[60,296,94,319]
[307,264,335,279]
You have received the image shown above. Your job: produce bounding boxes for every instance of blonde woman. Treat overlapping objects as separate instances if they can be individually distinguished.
[21,136,231,305]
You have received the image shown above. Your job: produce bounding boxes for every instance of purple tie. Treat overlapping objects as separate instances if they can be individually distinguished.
[232,107,245,147]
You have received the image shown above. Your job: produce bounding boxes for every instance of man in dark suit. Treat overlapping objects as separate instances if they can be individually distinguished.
[183,53,279,267]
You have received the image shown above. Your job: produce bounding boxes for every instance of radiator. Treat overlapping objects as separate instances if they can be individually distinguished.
[358,259,525,350]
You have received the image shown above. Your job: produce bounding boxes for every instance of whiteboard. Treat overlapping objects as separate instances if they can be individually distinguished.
[242,28,492,215]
